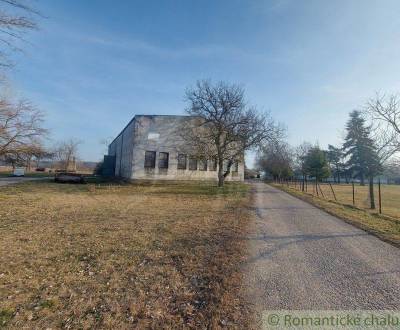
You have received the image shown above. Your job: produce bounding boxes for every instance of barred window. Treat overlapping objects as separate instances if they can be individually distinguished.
[144,151,156,168]
[199,159,207,171]
[177,154,187,170]
[189,156,197,171]
[158,152,169,169]
[209,158,217,171]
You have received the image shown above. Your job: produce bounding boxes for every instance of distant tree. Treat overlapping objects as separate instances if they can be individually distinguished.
[53,139,81,171]
[293,142,312,190]
[303,146,330,181]
[343,110,382,209]
[383,160,400,184]
[326,144,345,183]
[182,80,283,187]
[256,140,293,180]
[0,98,46,157]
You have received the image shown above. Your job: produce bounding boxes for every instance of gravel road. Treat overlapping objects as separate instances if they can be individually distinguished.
[245,183,400,311]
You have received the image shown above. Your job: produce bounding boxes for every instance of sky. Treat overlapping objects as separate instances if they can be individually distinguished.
[6,0,400,167]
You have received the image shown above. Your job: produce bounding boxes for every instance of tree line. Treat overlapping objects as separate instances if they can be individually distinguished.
[257,95,400,209]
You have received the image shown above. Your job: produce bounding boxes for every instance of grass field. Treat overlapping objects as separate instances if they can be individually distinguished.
[288,182,400,219]
[0,180,253,328]
[274,182,400,247]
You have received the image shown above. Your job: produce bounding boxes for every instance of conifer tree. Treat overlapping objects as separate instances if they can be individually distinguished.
[343,110,381,208]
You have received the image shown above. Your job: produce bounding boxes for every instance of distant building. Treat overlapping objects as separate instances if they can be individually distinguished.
[106,115,244,181]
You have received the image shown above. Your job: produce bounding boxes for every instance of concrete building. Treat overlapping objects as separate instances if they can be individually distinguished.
[106,115,244,181]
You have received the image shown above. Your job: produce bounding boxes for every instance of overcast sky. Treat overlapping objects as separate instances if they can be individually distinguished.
[7,0,400,167]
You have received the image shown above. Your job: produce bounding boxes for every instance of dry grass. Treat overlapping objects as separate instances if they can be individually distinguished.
[0,180,253,329]
[291,182,400,219]
[273,183,400,247]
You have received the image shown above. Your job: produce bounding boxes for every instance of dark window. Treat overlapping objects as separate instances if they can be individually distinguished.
[144,151,156,168]
[189,156,197,171]
[177,154,187,170]
[199,159,207,171]
[158,152,169,168]
[209,159,217,171]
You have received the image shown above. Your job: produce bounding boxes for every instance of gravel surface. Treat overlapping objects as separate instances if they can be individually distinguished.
[245,183,400,311]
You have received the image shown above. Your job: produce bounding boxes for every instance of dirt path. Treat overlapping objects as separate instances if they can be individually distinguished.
[245,182,400,314]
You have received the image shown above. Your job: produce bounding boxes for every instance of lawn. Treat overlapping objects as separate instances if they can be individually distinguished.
[273,182,400,247]
[0,180,253,328]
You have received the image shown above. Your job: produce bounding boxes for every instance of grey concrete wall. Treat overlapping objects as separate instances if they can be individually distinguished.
[109,115,244,181]
[108,118,135,177]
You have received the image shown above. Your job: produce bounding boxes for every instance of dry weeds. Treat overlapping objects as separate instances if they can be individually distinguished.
[0,180,254,329]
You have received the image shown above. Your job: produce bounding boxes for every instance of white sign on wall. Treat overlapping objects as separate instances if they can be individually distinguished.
[148,132,160,140]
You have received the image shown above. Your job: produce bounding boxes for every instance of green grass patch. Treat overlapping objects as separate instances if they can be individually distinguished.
[0,309,14,327]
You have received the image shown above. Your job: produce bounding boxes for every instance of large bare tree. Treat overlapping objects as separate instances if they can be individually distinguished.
[182,80,282,187]
[0,98,46,157]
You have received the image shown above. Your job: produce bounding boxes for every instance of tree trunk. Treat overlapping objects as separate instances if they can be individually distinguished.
[369,176,375,209]
[360,173,365,186]
[217,158,224,187]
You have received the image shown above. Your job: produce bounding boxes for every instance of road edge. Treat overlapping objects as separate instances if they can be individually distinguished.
[268,182,400,250]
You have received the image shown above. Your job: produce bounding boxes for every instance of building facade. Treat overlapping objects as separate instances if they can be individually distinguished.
[107,115,244,181]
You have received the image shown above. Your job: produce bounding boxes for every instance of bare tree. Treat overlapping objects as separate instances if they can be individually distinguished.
[53,139,81,171]
[293,142,313,189]
[256,140,293,180]
[182,80,283,187]
[0,0,40,68]
[0,98,46,157]
[365,93,400,161]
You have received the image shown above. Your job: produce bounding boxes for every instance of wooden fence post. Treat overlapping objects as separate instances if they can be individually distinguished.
[352,181,355,206]
[318,183,325,198]
[329,182,337,201]
[378,179,382,214]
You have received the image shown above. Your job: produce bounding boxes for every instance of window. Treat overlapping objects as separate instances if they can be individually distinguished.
[177,154,187,170]
[199,159,207,171]
[209,158,217,171]
[144,151,156,168]
[223,160,228,172]
[158,152,169,168]
[232,161,239,172]
[189,156,197,170]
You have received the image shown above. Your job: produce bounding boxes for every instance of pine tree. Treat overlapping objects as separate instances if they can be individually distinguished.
[326,145,345,183]
[343,110,382,208]
[304,146,330,181]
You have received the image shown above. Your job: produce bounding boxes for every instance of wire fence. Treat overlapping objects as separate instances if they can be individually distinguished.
[274,178,400,219]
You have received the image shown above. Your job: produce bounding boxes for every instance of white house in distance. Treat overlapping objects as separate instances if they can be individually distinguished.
[106,115,244,181]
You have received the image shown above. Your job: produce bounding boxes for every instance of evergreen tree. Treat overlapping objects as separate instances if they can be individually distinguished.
[342,110,382,208]
[326,144,345,183]
[304,146,330,181]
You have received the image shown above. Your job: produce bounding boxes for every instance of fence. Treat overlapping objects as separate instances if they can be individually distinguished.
[274,178,400,219]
